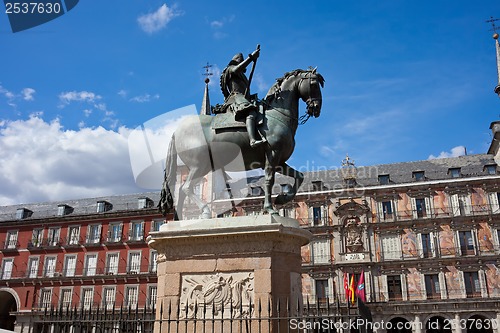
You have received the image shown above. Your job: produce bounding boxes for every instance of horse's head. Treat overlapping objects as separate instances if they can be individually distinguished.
[298,68,324,118]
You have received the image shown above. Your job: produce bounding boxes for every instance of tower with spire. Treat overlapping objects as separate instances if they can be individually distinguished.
[200,62,213,116]
[487,17,500,163]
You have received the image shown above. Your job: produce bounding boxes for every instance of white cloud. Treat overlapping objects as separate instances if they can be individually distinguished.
[117,90,128,98]
[130,94,160,103]
[137,4,180,34]
[21,88,36,101]
[0,116,141,205]
[428,146,466,159]
[59,91,102,105]
[210,20,223,28]
[83,109,92,117]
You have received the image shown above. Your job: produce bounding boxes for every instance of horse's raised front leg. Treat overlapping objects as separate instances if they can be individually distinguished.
[263,149,278,215]
[275,163,304,205]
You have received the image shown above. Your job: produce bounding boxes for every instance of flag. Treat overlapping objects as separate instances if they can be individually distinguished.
[343,273,349,302]
[355,270,366,303]
[349,274,355,304]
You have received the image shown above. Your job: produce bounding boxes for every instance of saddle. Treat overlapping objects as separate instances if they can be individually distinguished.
[211,103,265,132]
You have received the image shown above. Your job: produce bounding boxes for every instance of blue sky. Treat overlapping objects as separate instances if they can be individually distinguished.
[1,1,500,205]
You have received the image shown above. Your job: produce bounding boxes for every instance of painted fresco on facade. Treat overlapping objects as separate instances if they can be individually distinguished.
[301,244,311,264]
[445,266,462,298]
[478,222,495,253]
[406,268,423,300]
[397,194,412,220]
[439,225,456,256]
[296,202,309,226]
[471,188,489,215]
[402,229,418,258]
[433,191,449,217]
[485,263,500,297]
[301,274,313,297]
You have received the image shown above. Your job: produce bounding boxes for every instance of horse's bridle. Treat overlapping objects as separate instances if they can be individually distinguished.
[298,70,322,124]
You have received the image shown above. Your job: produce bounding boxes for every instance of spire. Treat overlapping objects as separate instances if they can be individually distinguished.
[200,62,213,115]
[486,17,500,96]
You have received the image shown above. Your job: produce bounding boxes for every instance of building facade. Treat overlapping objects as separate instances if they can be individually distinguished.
[1,153,500,333]
[0,194,169,332]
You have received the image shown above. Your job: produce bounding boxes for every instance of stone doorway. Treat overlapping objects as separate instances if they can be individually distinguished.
[0,290,17,330]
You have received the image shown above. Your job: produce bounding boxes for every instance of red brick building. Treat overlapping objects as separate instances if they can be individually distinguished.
[0,193,169,331]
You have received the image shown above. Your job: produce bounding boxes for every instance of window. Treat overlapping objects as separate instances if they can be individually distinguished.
[5,231,18,249]
[420,233,433,258]
[450,193,471,216]
[489,192,500,214]
[424,274,441,299]
[147,286,157,309]
[448,167,461,178]
[106,253,119,275]
[44,256,56,277]
[57,204,73,216]
[84,254,98,276]
[125,286,138,308]
[60,288,72,308]
[412,171,425,181]
[81,287,93,310]
[107,223,122,243]
[311,206,324,226]
[458,231,475,255]
[315,279,329,303]
[138,197,153,209]
[86,224,101,244]
[485,164,497,175]
[387,275,402,301]
[39,289,52,308]
[150,251,158,273]
[47,227,61,246]
[280,207,295,218]
[16,208,32,220]
[311,239,330,264]
[281,184,291,194]
[103,287,116,310]
[129,221,144,241]
[64,255,77,277]
[312,180,323,191]
[381,235,400,260]
[27,257,39,278]
[151,220,164,232]
[31,229,44,248]
[463,272,481,298]
[379,201,394,221]
[378,174,390,185]
[67,226,80,245]
[1,259,13,279]
[414,198,428,218]
[97,201,112,213]
[250,186,263,196]
[128,252,141,273]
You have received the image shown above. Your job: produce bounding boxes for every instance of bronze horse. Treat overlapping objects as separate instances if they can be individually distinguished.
[159,68,324,219]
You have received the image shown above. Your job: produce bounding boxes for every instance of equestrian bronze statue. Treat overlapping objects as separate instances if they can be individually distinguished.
[159,47,324,219]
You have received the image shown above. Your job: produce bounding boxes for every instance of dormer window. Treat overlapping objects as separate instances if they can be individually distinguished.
[412,171,425,181]
[138,197,154,209]
[57,204,73,216]
[485,164,497,175]
[250,186,263,196]
[448,168,461,178]
[312,180,323,191]
[16,208,33,220]
[378,174,390,185]
[280,184,291,194]
[96,201,112,213]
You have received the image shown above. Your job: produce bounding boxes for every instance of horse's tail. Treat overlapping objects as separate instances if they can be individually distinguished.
[158,135,178,219]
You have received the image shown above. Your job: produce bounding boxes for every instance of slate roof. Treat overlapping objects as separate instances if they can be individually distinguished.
[0,154,497,222]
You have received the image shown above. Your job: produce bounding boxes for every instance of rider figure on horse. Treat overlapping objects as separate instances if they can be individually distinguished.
[220,47,266,148]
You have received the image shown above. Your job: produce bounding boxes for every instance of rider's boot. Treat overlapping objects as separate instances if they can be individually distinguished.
[246,113,265,148]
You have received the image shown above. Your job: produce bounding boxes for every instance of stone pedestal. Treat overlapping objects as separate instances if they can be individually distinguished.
[148,215,311,332]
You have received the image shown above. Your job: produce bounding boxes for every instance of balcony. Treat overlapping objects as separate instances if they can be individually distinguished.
[375,204,497,223]
[84,237,102,247]
[41,238,63,248]
[126,231,145,243]
[1,240,20,252]
[63,237,82,248]
[104,232,123,245]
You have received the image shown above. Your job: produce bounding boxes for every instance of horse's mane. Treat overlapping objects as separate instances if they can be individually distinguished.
[264,68,325,103]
